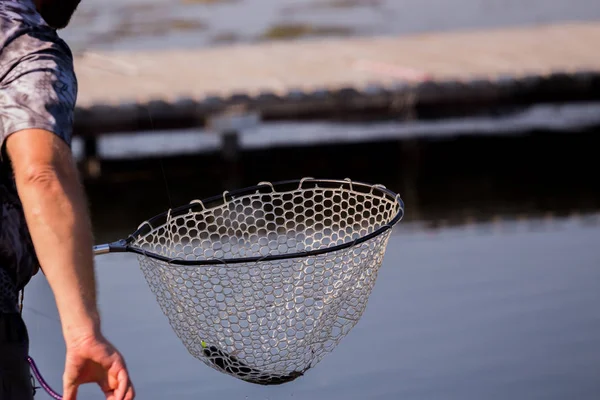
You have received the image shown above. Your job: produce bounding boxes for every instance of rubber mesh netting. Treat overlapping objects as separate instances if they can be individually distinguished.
[132,183,401,384]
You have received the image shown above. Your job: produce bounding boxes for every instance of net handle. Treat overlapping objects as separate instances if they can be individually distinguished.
[93,240,128,256]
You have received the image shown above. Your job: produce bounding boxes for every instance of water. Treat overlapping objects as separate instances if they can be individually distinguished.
[20,129,600,398]
[60,0,600,52]
[23,216,600,399]
[19,131,600,400]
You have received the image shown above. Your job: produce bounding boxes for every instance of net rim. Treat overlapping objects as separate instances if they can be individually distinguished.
[122,178,404,266]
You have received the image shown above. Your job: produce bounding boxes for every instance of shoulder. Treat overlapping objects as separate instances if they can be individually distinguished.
[0,0,74,71]
[0,0,49,29]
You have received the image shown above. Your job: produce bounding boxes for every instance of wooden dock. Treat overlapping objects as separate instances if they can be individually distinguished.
[72,21,600,137]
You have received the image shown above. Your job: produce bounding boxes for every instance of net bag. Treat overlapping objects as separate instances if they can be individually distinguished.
[128,178,404,385]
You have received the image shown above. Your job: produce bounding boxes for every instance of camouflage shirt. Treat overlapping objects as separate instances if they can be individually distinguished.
[0,0,77,313]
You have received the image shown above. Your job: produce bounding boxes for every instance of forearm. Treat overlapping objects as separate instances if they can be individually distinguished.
[14,151,100,342]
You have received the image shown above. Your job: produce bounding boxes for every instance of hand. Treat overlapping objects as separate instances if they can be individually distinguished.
[63,332,135,400]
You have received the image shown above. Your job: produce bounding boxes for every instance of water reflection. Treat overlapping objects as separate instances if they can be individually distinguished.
[84,127,600,242]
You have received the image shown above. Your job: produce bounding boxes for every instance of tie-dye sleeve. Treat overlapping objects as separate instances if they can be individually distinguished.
[0,28,78,154]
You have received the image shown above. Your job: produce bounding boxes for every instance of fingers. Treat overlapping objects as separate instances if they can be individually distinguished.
[109,381,135,400]
[106,363,135,400]
[118,366,135,400]
[125,384,135,400]
[62,383,79,400]
[63,336,135,400]
[63,364,81,400]
[111,368,128,399]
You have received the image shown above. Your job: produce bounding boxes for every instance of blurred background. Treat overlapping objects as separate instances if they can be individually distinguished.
[59,0,600,52]
[23,1,600,399]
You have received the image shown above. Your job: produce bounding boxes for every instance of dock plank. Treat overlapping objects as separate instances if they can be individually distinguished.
[74,22,600,107]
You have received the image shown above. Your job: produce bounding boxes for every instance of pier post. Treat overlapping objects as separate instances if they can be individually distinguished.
[400,138,422,222]
[221,129,241,189]
[207,105,260,189]
[82,137,101,179]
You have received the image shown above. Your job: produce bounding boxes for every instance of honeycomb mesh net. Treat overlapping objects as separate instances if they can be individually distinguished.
[131,180,402,385]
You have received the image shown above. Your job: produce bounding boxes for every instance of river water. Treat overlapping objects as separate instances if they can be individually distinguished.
[21,131,600,399]
[23,216,600,400]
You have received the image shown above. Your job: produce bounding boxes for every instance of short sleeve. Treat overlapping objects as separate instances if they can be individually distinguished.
[0,29,78,153]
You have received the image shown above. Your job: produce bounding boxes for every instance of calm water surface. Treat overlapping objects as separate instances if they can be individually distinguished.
[23,217,600,399]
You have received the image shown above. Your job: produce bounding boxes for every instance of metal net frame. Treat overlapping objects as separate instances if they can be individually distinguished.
[125,178,404,385]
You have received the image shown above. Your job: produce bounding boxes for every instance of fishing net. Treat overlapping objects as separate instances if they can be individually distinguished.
[129,179,404,385]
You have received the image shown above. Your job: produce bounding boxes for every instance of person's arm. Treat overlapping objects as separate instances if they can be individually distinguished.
[7,128,99,341]
[6,128,134,400]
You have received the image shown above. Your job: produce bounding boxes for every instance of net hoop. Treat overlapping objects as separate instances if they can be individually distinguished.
[126,177,404,384]
[125,178,404,266]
